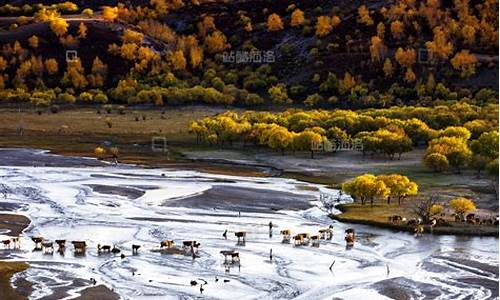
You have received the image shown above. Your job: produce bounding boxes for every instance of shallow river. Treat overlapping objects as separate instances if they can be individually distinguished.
[0,149,498,300]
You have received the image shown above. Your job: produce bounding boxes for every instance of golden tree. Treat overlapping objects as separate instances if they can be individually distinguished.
[88,56,108,87]
[404,68,416,82]
[425,26,453,61]
[395,47,416,68]
[189,45,203,68]
[390,20,404,39]
[168,50,187,71]
[450,50,477,77]
[102,6,118,21]
[28,35,39,48]
[78,22,87,39]
[50,18,68,37]
[44,58,58,75]
[62,59,88,89]
[449,197,476,219]
[369,36,386,62]
[358,5,373,25]
[290,9,305,27]
[267,13,284,31]
[198,15,216,36]
[331,16,341,27]
[461,24,475,45]
[204,30,229,53]
[376,22,385,38]
[316,16,332,37]
[383,58,394,77]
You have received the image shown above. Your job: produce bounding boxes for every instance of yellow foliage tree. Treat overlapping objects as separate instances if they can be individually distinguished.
[78,22,87,39]
[450,50,477,77]
[358,5,373,25]
[290,9,305,27]
[425,26,453,61]
[390,20,404,39]
[102,6,118,21]
[395,47,416,68]
[267,13,284,31]
[50,18,68,37]
[316,16,332,37]
[28,35,39,48]
[331,16,341,27]
[168,50,187,71]
[449,197,476,219]
[369,36,386,62]
[204,30,229,53]
[44,58,58,75]
[404,68,416,82]
[383,58,394,77]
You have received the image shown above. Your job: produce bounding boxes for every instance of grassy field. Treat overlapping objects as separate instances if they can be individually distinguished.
[0,106,497,236]
[333,203,499,236]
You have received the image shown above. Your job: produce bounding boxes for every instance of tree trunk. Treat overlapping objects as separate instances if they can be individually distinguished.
[387,196,391,205]
[310,150,314,159]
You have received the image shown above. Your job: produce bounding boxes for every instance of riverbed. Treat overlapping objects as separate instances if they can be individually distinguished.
[0,149,498,299]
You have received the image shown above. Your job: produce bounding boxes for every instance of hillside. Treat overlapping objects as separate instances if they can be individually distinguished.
[0,0,497,109]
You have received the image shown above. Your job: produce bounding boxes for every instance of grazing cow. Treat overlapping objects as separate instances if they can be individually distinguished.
[10,237,20,249]
[310,235,320,247]
[97,244,112,253]
[220,250,239,263]
[111,246,121,254]
[72,241,86,254]
[2,239,11,249]
[388,215,403,224]
[182,241,201,253]
[55,240,66,249]
[414,225,424,237]
[406,219,420,226]
[160,240,175,249]
[32,237,43,250]
[454,214,462,222]
[280,229,291,243]
[42,241,54,254]
[319,225,333,240]
[234,232,246,244]
[345,228,355,247]
[132,244,141,254]
[294,233,310,246]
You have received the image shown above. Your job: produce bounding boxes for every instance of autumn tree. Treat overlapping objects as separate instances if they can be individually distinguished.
[378,174,418,205]
[316,16,332,37]
[102,6,118,21]
[28,35,39,48]
[449,197,476,220]
[357,5,373,25]
[383,58,394,77]
[268,84,292,104]
[267,13,284,31]
[404,68,416,83]
[88,56,108,87]
[342,174,390,206]
[450,50,477,77]
[395,47,416,68]
[78,22,87,39]
[198,16,216,36]
[62,59,88,90]
[204,30,229,53]
[290,9,305,27]
[390,20,404,39]
[267,126,294,155]
[470,131,499,159]
[369,36,386,62]
[168,50,187,71]
[425,26,453,62]
[425,136,472,173]
[44,58,58,75]
[50,18,68,37]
